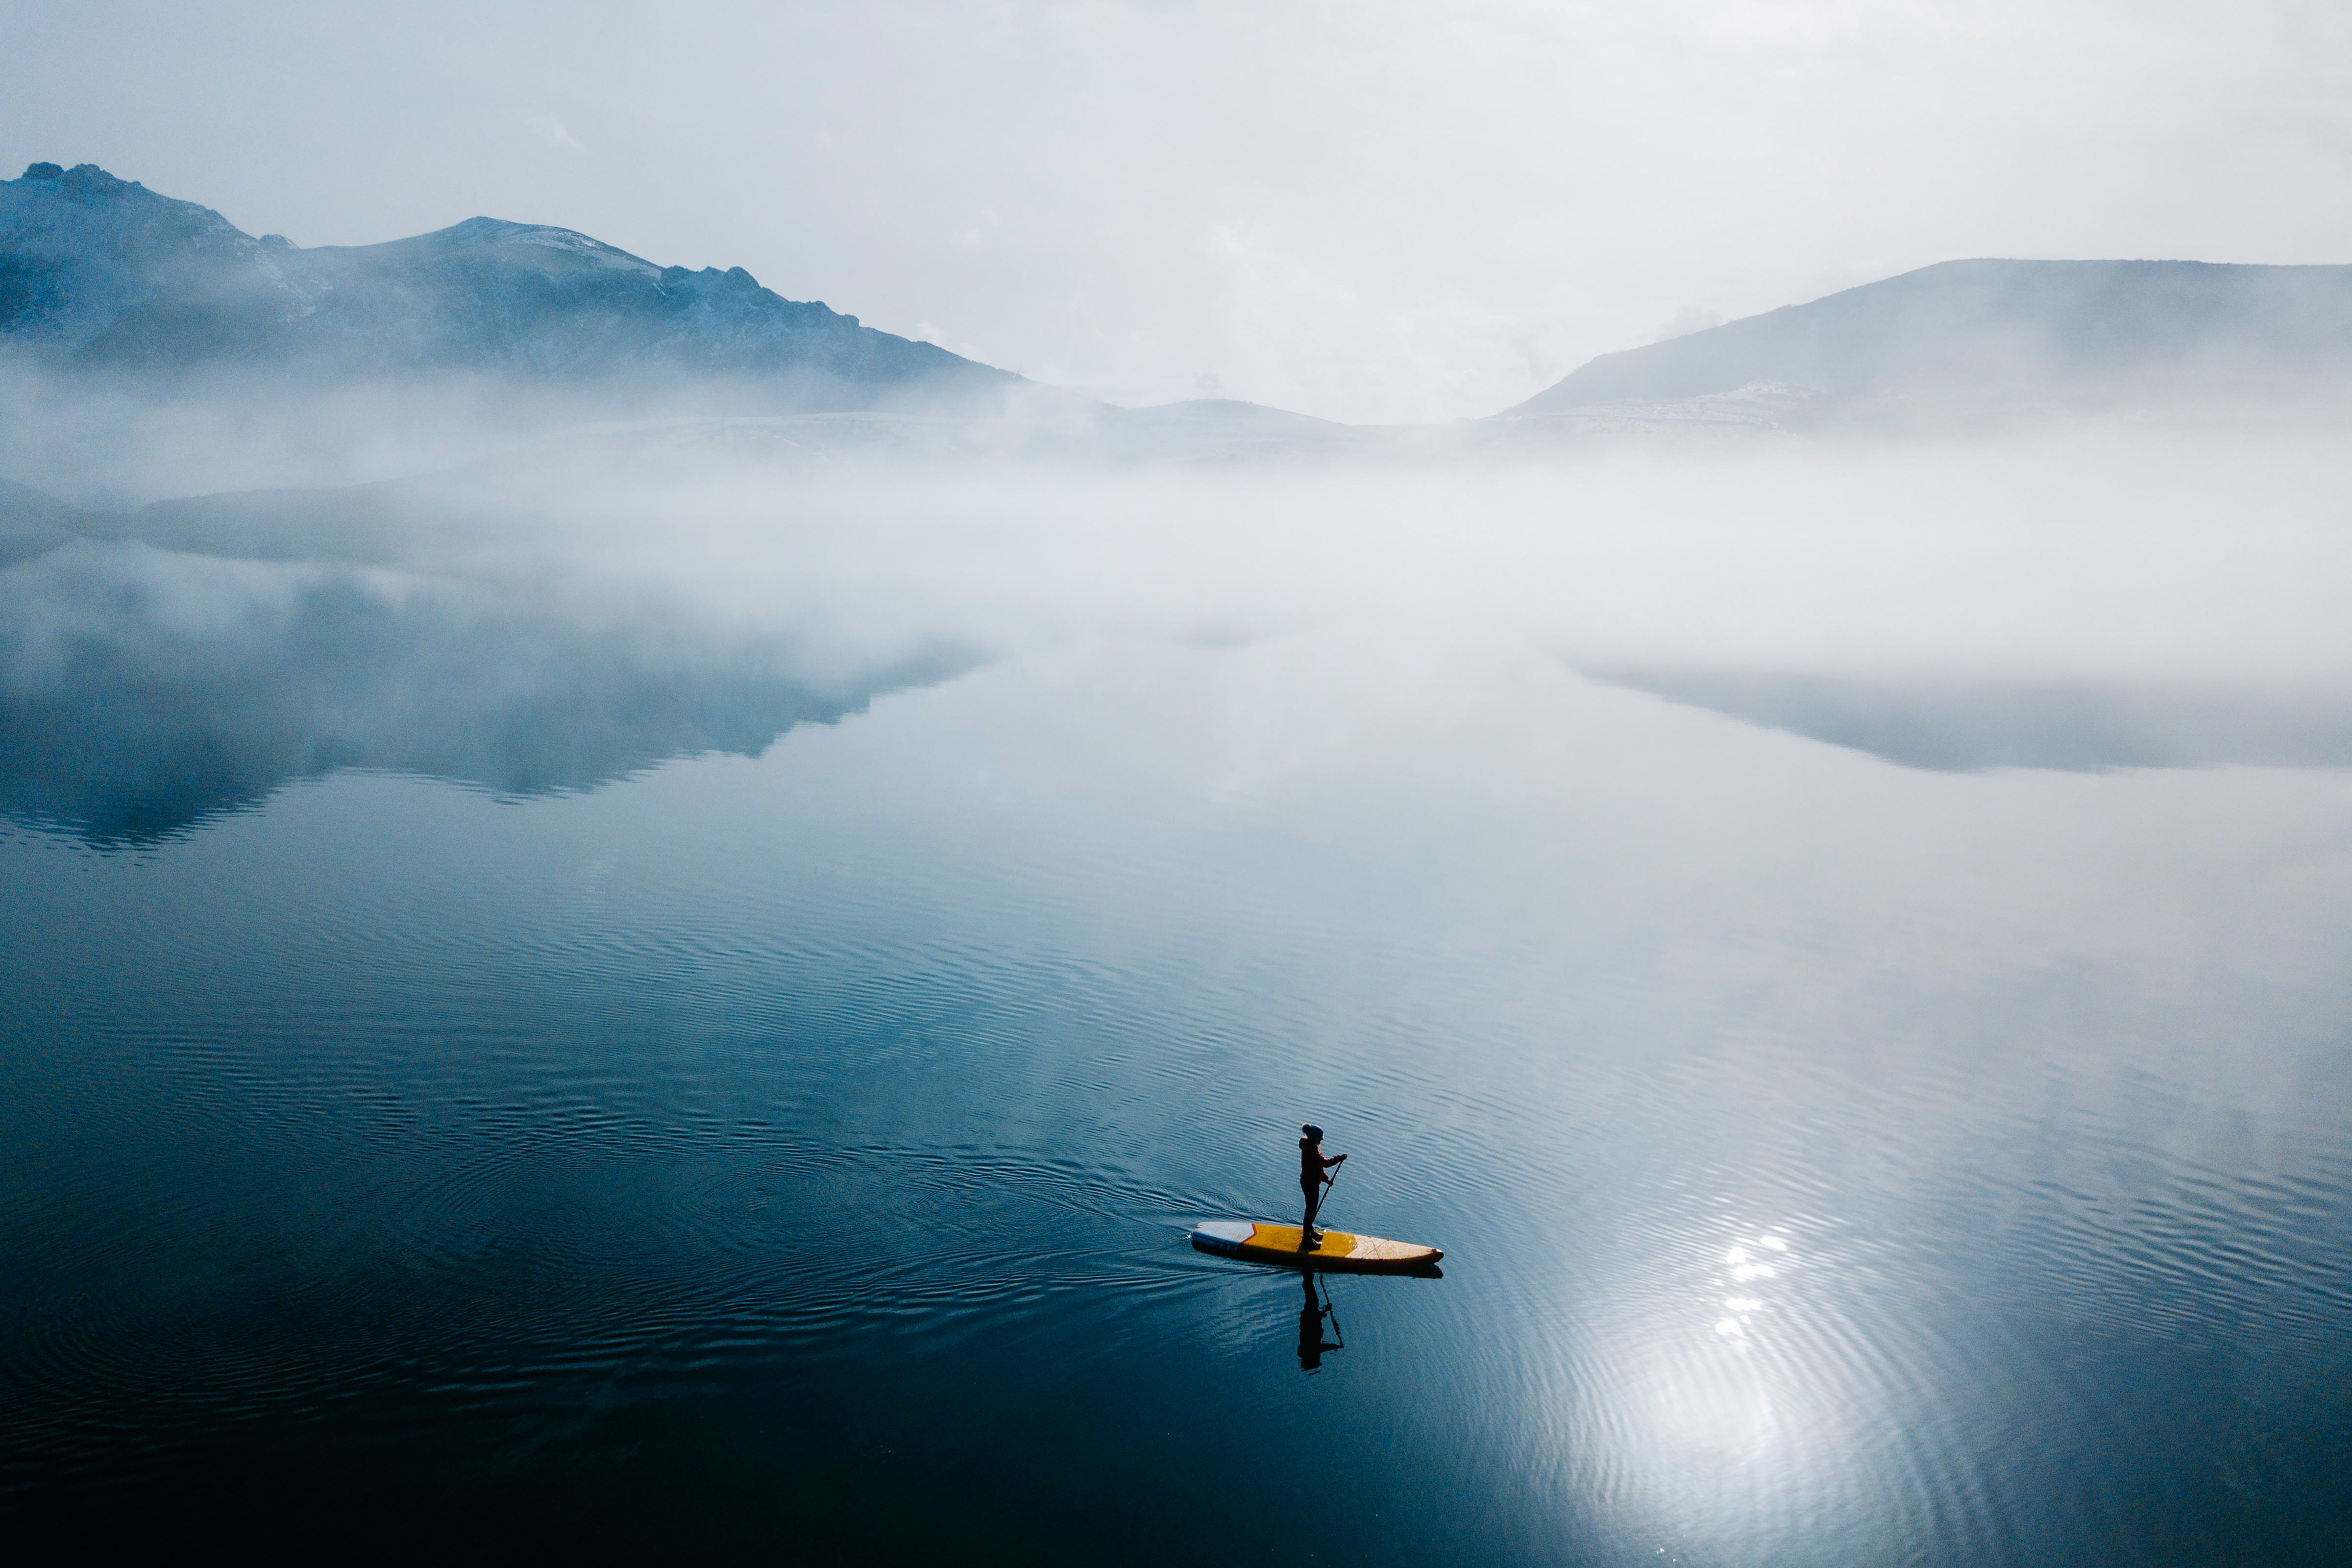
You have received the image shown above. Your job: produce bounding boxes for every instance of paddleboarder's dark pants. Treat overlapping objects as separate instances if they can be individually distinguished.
[1301,1177,1322,1233]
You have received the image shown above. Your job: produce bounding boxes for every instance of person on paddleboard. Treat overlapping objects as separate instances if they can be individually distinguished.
[1299,1123,1346,1241]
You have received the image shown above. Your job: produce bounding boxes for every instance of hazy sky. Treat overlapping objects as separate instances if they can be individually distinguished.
[9,1,2351,422]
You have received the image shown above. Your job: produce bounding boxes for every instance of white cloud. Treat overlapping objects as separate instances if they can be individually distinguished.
[1652,307,1725,343]
[516,111,584,152]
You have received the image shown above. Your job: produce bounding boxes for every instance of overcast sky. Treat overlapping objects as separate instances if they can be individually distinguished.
[9,1,2351,422]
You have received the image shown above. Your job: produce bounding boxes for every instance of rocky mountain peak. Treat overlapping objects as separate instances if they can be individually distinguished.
[0,163,1011,408]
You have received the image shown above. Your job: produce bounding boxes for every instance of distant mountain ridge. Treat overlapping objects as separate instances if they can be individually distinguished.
[0,162,1014,407]
[10,161,2350,442]
[1504,259,2352,424]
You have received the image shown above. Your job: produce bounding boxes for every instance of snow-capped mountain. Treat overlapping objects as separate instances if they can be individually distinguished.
[0,162,1013,406]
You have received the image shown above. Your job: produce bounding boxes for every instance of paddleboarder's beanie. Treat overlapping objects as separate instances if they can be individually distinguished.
[1302,1124,1322,1139]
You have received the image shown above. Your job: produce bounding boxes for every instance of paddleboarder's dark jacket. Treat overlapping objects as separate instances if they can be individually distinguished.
[1300,1139,1345,1187]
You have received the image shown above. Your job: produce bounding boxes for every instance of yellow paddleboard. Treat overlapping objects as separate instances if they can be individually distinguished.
[1190,1220,1443,1273]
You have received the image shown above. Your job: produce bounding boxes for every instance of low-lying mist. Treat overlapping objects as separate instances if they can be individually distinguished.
[5,368,2350,841]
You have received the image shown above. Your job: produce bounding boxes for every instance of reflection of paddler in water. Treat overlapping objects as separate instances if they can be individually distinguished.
[1298,1123,1346,1245]
[1296,1270,1342,1372]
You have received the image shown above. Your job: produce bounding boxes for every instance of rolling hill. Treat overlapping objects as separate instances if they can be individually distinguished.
[1502,259,2352,426]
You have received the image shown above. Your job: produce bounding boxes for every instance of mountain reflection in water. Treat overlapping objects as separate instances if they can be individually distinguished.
[0,539,968,843]
[1584,665,2352,772]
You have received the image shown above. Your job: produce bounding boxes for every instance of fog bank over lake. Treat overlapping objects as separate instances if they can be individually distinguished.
[6,411,2350,840]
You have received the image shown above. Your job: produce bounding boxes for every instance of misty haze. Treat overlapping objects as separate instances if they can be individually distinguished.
[7,7,2352,1564]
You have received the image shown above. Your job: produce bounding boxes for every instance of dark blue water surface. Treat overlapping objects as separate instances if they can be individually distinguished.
[6,631,2352,1562]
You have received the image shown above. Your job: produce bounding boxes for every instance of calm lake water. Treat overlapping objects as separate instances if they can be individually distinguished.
[5,619,2351,1562]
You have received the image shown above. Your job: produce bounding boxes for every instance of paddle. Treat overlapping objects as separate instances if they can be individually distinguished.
[1320,1153,1344,1210]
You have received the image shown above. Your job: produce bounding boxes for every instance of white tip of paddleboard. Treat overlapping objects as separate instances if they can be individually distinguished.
[1193,1221,1253,1244]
